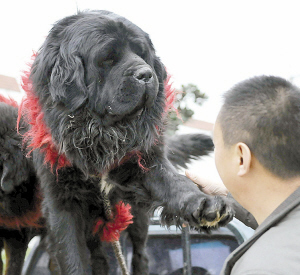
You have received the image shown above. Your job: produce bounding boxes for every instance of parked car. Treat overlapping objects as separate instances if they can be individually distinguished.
[22,218,253,275]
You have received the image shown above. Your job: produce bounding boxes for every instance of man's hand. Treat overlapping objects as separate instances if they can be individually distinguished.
[185,170,228,196]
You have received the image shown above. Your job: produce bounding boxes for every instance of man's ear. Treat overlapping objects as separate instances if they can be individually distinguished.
[235,142,252,176]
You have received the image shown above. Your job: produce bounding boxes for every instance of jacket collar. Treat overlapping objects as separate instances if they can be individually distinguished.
[221,186,300,275]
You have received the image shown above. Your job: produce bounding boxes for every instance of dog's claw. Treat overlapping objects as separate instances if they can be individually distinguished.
[191,196,234,229]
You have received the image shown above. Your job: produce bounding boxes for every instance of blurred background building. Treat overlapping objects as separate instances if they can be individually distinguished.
[0,74,23,102]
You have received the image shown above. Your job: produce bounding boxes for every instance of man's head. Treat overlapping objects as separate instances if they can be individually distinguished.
[217,75,300,178]
[214,76,300,208]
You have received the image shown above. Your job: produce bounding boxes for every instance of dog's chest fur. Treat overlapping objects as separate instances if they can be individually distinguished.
[52,163,142,217]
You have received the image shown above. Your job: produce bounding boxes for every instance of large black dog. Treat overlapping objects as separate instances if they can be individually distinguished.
[0,95,213,275]
[20,10,234,275]
[0,95,214,275]
[0,97,43,275]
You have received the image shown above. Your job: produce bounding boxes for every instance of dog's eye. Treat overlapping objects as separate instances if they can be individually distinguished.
[135,48,146,60]
[97,50,117,68]
[130,40,147,59]
[101,59,114,67]
[98,57,115,68]
[139,51,147,60]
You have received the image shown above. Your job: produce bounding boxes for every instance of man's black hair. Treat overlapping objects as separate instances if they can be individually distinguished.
[219,75,300,179]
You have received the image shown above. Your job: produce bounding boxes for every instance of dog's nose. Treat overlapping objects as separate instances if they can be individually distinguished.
[134,67,153,83]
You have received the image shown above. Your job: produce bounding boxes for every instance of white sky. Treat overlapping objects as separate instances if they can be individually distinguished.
[2,0,300,123]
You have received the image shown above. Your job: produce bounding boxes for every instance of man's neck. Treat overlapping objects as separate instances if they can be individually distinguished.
[248,176,300,225]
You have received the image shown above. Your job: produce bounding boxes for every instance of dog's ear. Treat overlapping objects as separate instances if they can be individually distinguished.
[49,51,88,111]
[30,14,88,111]
[153,57,167,95]
[154,57,167,85]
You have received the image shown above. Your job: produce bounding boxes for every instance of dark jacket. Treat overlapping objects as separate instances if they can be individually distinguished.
[221,186,300,275]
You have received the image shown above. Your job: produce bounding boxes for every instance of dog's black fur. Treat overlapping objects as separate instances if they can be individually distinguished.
[0,97,214,274]
[167,133,214,170]
[22,10,234,274]
[0,102,42,275]
[114,133,215,275]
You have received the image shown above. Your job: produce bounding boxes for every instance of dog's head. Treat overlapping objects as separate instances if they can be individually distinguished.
[0,101,41,221]
[0,102,32,194]
[24,11,170,175]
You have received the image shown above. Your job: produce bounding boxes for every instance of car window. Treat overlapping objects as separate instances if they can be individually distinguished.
[121,235,239,275]
[23,226,243,275]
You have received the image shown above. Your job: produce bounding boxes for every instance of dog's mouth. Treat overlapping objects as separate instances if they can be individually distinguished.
[105,106,145,126]
[103,90,150,126]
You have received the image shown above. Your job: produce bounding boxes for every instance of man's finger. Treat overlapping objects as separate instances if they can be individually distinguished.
[185,170,208,189]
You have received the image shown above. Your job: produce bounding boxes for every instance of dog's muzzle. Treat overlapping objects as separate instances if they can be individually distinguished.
[103,64,159,126]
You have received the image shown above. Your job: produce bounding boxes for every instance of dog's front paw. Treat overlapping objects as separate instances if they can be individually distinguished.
[190,196,234,229]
